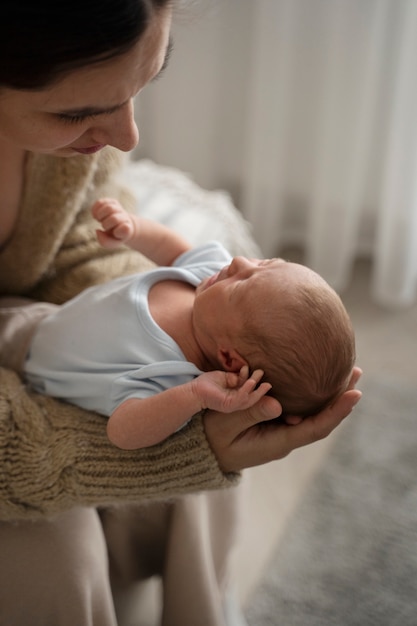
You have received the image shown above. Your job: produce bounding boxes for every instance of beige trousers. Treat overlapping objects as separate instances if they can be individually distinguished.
[0,298,241,625]
[0,491,240,626]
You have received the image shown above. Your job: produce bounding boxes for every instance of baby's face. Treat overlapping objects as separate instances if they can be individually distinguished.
[193,256,323,352]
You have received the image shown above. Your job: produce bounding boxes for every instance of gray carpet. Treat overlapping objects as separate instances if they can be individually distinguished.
[244,377,417,626]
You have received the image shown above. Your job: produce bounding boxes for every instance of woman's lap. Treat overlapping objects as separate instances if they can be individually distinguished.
[0,488,240,626]
[0,507,117,626]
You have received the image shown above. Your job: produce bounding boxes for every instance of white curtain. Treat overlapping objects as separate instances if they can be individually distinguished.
[137,0,417,309]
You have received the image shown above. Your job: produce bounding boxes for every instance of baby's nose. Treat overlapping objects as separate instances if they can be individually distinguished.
[229,256,247,274]
[230,256,256,273]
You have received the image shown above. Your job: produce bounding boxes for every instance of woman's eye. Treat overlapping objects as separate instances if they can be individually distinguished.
[57,113,97,125]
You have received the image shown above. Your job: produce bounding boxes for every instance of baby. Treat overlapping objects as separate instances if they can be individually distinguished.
[25,199,356,450]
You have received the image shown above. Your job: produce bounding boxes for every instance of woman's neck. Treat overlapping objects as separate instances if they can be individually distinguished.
[0,137,27,248]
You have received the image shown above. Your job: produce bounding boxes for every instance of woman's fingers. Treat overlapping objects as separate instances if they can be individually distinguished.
[347,366,362,390]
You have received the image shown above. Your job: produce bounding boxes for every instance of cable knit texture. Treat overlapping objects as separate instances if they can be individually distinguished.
[0,148,238,521]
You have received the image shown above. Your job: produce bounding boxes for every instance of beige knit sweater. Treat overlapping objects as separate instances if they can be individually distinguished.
[0,147,237,521]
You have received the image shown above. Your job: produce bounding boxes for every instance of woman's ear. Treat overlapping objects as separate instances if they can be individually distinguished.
[217,348,248,372]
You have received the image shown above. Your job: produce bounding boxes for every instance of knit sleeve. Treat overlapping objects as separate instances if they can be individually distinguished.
[0,368,238,521]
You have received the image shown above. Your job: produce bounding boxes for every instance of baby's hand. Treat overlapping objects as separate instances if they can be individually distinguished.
[193,366,272,413]
[92,198,136,248]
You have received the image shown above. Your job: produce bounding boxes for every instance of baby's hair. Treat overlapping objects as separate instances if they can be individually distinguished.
[241,275,355,417]
[0,0,173,89]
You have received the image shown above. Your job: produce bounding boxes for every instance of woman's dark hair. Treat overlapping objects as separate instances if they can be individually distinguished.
[0,0,172,89]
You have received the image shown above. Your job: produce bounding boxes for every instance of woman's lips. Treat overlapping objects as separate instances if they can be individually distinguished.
[72,144,106,155]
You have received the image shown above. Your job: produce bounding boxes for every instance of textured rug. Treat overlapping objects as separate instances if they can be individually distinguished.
[244,377,417,626]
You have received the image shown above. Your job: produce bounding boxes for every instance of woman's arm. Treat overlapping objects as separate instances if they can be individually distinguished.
[0,297,58,373]
[0,363,361,520]
[0,366,237,521]
[92,197,191,266]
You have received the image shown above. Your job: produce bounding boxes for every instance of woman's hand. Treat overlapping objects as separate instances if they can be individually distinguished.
[203,366,362,473]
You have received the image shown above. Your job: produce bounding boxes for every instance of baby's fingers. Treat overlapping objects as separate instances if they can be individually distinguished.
[250,381,272,401]
[240,374,271,396]
[91,198,116,221]
[225,371,241,389]
[97,213,125,232]
[96,229,122,249]
[110,222,132,241]
[237,365,250,385]
[250,369,266,386]
[237,367,265,388]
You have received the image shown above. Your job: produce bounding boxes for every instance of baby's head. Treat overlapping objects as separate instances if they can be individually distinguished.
[234,260,356,417]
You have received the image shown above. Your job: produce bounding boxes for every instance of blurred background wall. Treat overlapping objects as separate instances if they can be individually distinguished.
[135,0,417,308]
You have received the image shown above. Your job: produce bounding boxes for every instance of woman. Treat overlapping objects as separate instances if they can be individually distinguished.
[0,1,362,624]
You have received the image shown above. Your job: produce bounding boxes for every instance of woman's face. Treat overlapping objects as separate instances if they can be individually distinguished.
[0,7,171,156]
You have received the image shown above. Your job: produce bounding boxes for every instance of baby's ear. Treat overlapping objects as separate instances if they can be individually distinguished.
[218,348,248,372]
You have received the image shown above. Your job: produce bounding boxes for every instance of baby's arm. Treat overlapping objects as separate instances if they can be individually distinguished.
[107,366,271,450]
[92,197,192,266]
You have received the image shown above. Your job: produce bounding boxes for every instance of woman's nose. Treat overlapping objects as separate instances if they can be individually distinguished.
[93,100,139,152]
